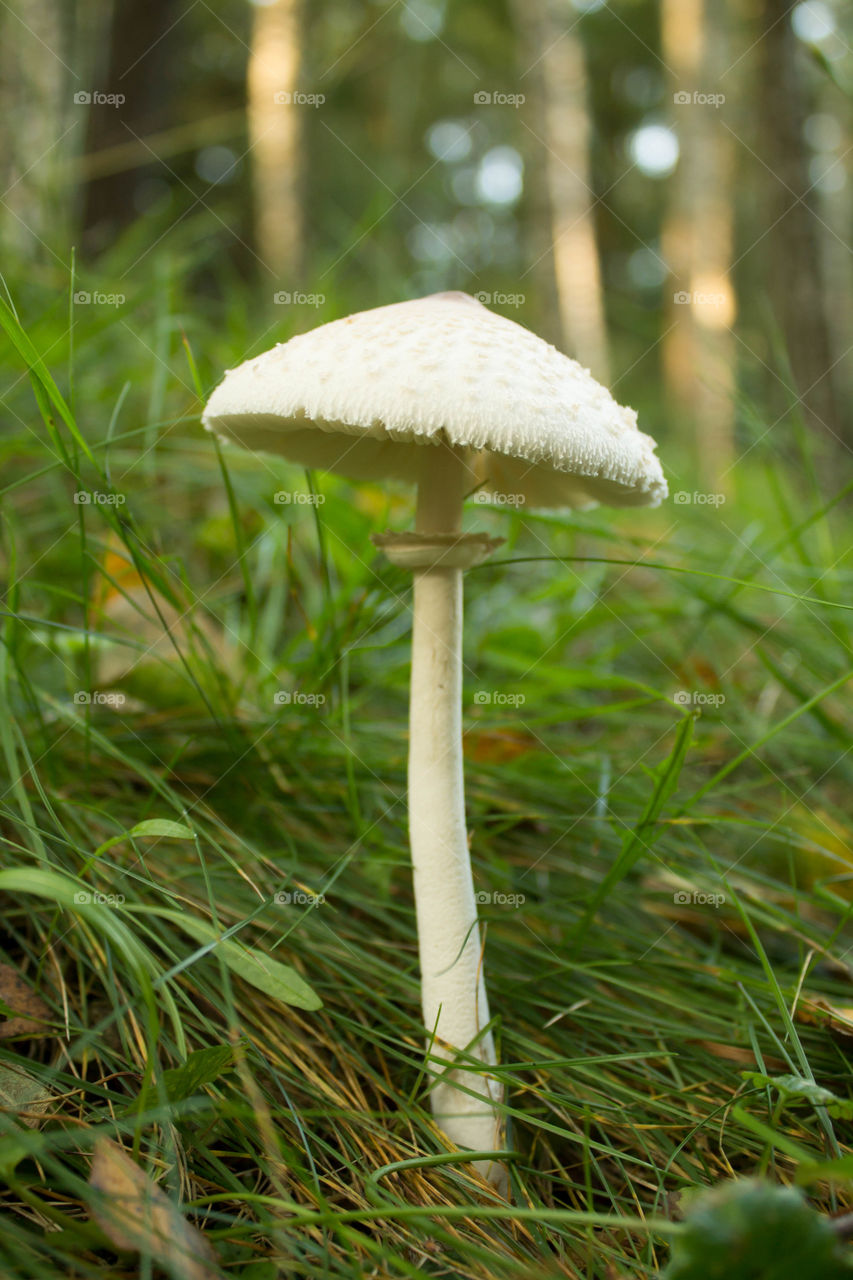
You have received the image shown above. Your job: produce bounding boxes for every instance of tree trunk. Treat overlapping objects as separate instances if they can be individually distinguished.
[512,0,569,351]
[514,0,608,377]
[662,0,736,488]
[79,0,178,252]
[248,0,305,285]
[757,0,844,445]
[0,0,80,259]
[539,0,609,381]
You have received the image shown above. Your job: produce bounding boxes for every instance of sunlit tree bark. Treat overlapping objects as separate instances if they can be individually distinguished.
[662,0,736,487]
[248,0,305,284]
[512,0,561,347]
[539,2,609,381]
[514,0,608,378]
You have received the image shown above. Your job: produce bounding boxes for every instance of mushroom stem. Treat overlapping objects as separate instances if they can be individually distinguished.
[408,442,505,1188]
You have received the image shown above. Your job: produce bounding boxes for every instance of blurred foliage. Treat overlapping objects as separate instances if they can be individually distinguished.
[663,1180,853,1279]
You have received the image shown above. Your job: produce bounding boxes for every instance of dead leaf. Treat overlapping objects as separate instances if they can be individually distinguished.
[465,727,539,764]
[686,1040,787,1071]
[88,1138,220,1278]
[691,657,721,688]
[0,1060,53,1126]
[796,996,853,1041]
[91,532,228,690]
[0,963,52,1038]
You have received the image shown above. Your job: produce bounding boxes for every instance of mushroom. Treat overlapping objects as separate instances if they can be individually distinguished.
[202,292,667,1191]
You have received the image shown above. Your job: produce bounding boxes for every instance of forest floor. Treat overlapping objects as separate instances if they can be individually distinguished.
[1,274,852,1278]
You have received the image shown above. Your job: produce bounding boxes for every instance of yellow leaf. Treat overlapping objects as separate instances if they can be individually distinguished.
[88,1138,220,1278]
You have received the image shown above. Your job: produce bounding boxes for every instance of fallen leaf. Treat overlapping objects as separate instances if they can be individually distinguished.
[464,727,539,764]
[0,1060,53,1126]
[88,1138,220,1278]
[90,532,229,700]
[0,963,52,1038]
[796,996,853,1041]
[691,657,721,688]
[686,1040,788,1071]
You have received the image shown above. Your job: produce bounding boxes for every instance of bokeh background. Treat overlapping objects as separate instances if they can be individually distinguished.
[3,0,851,479]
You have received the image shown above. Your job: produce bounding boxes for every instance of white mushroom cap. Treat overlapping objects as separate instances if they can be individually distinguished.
[202,292,667,509]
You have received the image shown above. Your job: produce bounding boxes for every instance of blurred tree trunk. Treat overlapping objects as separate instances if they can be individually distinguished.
[813,98,853,422]
[757,0,844,445]
[80,0,177,252]
[0,0,79,258]
[514,0,608,379]
[248,0,305,285]
[513,19,562,350]
[662,0,736,488]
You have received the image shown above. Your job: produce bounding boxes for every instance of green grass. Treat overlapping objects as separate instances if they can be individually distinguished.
[1,247,852,1278]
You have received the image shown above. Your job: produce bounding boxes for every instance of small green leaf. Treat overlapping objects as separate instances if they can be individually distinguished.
[742,1072,853,1119]
[161,1044,236,1102]
[172,915,322,1011]
[129,819,196,841]
[92,818,196,860]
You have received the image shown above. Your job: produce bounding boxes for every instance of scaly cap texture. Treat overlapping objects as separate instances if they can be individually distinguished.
[203,292,667,509]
